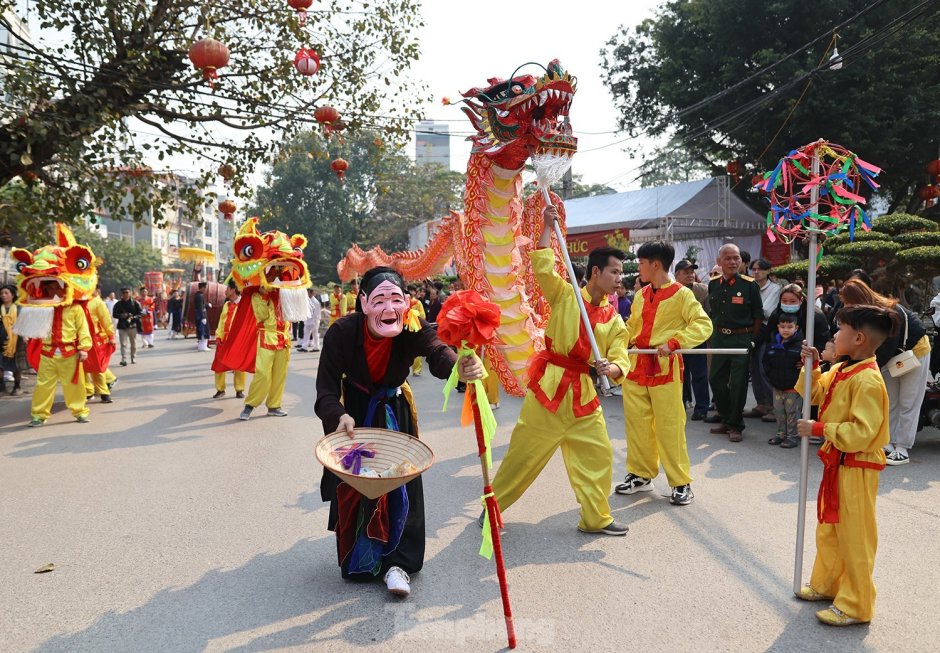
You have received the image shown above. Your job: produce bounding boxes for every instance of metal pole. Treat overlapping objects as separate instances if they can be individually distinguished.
[540,186,611,392]
[793,147,820,595]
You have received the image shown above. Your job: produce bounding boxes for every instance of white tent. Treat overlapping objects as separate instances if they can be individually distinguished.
[564,177,767,273]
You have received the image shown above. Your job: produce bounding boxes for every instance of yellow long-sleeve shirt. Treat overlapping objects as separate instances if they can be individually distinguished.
[86,296,114,340]
[329,293,347,324]
[43,304,92,356]
[796,357,889,462]
[215,298,240,342]
[252,291,290,350]
[624,280,713,386]
[528,248,629,416]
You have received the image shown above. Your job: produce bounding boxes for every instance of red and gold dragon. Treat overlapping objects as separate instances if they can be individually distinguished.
[338,60,576,396]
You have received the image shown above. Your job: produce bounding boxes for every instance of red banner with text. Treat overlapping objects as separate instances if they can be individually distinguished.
[565,228,631,257]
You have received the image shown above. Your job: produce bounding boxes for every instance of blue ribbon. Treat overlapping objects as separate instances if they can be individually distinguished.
[364,386,401,432]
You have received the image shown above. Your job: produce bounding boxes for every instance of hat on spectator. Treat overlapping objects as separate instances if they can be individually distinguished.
[674,259,698,272]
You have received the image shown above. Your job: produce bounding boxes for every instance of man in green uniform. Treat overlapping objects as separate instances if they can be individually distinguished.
[703,244,763,442]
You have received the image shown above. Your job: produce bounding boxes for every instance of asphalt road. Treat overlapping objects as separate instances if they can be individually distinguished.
[1,334,938,652]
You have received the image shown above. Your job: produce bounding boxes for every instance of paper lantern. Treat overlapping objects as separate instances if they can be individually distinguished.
[188,37,230,89]
[330,158,349,183]
[916,185,939,201]
[926,159,940,177]
[293,47,320,76]
[218,163,236,182]
[219,199,237,220]
[287,0,314,25]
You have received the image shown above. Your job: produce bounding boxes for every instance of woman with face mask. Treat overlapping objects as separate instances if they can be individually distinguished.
[314,266,483,599]
[764,283,831,353]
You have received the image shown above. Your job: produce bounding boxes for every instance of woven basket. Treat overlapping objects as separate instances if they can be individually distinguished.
[315,427,434,500]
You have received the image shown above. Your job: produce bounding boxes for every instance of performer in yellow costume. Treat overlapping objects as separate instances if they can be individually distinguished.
[12,224,98,426]
[488,205,630,536]
[407,284,426,376]
[615,241,712,505]
[212,282,246,399]
[240,287,292,419]
[345,278,359,315]
[794,304,892,626]
[84,285,117,403]
[329,283,347,326]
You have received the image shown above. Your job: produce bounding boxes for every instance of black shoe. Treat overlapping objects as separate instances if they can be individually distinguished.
[579,520,629,536]
[780,437,799,449]
[768,435,785,445]
[100,395,112,403]
[690,411,707,421]
[702,414,723,424]
[615,473,654,495]
[212,391,225,399]
[239,406,253,421]
[120,360,127,367]
[235,391,245,399]
[87,395,93,401]
[670,485,694,506]
[131,359,136,364]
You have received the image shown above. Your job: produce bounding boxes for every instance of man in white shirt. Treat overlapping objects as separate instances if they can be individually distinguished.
[300,288,322,352]
[744,258,782,419]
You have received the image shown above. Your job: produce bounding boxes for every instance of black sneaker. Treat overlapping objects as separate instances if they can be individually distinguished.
[212,390,225,399]
[235,391,245,399]
[670,485,694,506]
[100,395,112,404]
[702,414,723,424]
[690,411,707,421]
[239,406,253,421]
[579,520,629,536]
[615,473,654,495]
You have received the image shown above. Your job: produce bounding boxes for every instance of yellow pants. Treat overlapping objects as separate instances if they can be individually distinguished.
[490,390,614,531]
[32,355,88,420]
[623,369,692,487]
[482,355,499,405]
[85,369,116,397]
[412,357,423,375]
[215,370,247,392]
[245,347,289,409]
[810,466,880,621]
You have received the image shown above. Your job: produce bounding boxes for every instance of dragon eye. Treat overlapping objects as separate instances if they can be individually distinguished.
[240,244,254,259]
[75,257,90,270]
[15,261,27,272]
[511,85,522,94]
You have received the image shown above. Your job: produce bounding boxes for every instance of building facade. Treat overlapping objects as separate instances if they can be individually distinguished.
[416,121,450,169]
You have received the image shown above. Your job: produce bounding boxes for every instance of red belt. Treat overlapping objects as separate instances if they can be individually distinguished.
[527,349,596,416]
[817,446,886,524]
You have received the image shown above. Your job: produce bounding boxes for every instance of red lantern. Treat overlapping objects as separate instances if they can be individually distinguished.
[915,185,939,202]
[330,158,349,183]
[219,199,237,220]
[725,160,743,181]
[189,37,230,90]
[293,47,320,76]
[314,105,340,137]
[750,172,766,192]
[927,159,940,177]
[288,0,314,25]
[218,163,236,182]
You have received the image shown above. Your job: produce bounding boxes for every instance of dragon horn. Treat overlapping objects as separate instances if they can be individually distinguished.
[55,223,77,247]
[237,216,260,238]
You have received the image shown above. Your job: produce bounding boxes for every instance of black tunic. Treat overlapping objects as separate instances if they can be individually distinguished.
[314,312,457,578]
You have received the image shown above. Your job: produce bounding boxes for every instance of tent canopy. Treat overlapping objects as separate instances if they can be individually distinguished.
[564,177,765,243]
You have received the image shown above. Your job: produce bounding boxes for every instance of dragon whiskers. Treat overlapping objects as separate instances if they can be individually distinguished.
[279,287,312,323]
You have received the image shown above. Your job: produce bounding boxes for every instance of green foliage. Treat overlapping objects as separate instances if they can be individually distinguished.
[771,255,860,283]
[894,231,940,249]
[0,0,426,242]
[870,213,939,236]
[601,0,940,210]
[251,130,463,284]
[824,230,889,253]
[835,240,901,261]
[896,246,940,273]
[74,227,163,296]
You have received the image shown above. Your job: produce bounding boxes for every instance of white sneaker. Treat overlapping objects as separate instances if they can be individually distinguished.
[384,566,410,597]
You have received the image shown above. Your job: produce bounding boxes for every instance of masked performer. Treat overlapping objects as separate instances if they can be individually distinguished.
[315,266,482,598]
[212,219,312,421]
[12,224,97,426]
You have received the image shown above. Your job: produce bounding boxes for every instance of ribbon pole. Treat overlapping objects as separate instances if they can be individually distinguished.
[540,186,611,392]
[794,146,820,595]
[470,384,516,649]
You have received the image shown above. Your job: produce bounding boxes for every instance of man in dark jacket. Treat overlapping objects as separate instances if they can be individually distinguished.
[112,288,141,366]
[194,282,209,351]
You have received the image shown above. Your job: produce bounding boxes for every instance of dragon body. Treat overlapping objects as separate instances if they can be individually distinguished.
[339,60,577,396]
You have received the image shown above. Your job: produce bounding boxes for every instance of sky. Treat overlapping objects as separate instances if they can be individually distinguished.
[408,0,663,190]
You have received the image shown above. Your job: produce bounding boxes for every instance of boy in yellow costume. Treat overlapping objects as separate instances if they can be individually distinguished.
[794,304,892,626]
[329,283,347,326]
[212,282,246,399]
[407,284,426,376]
[239,287,292,420]
[11,224,96,426]
[345,279,359,315]
[488,205,630,536]
[615,241,712,505]
[84,286,117,403]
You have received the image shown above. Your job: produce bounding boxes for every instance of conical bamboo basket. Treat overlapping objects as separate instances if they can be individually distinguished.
[315,427,434,499]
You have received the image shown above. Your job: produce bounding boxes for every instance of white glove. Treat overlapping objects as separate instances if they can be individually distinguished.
[201,318,207,325]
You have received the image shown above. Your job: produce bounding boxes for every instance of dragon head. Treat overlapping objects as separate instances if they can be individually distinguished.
[230,217,311,293]
[12,223,98,308]
[460,59,577,170]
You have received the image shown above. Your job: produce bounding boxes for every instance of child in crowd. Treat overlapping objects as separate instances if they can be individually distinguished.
[795,304,895,626]
[762,313,803,448]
